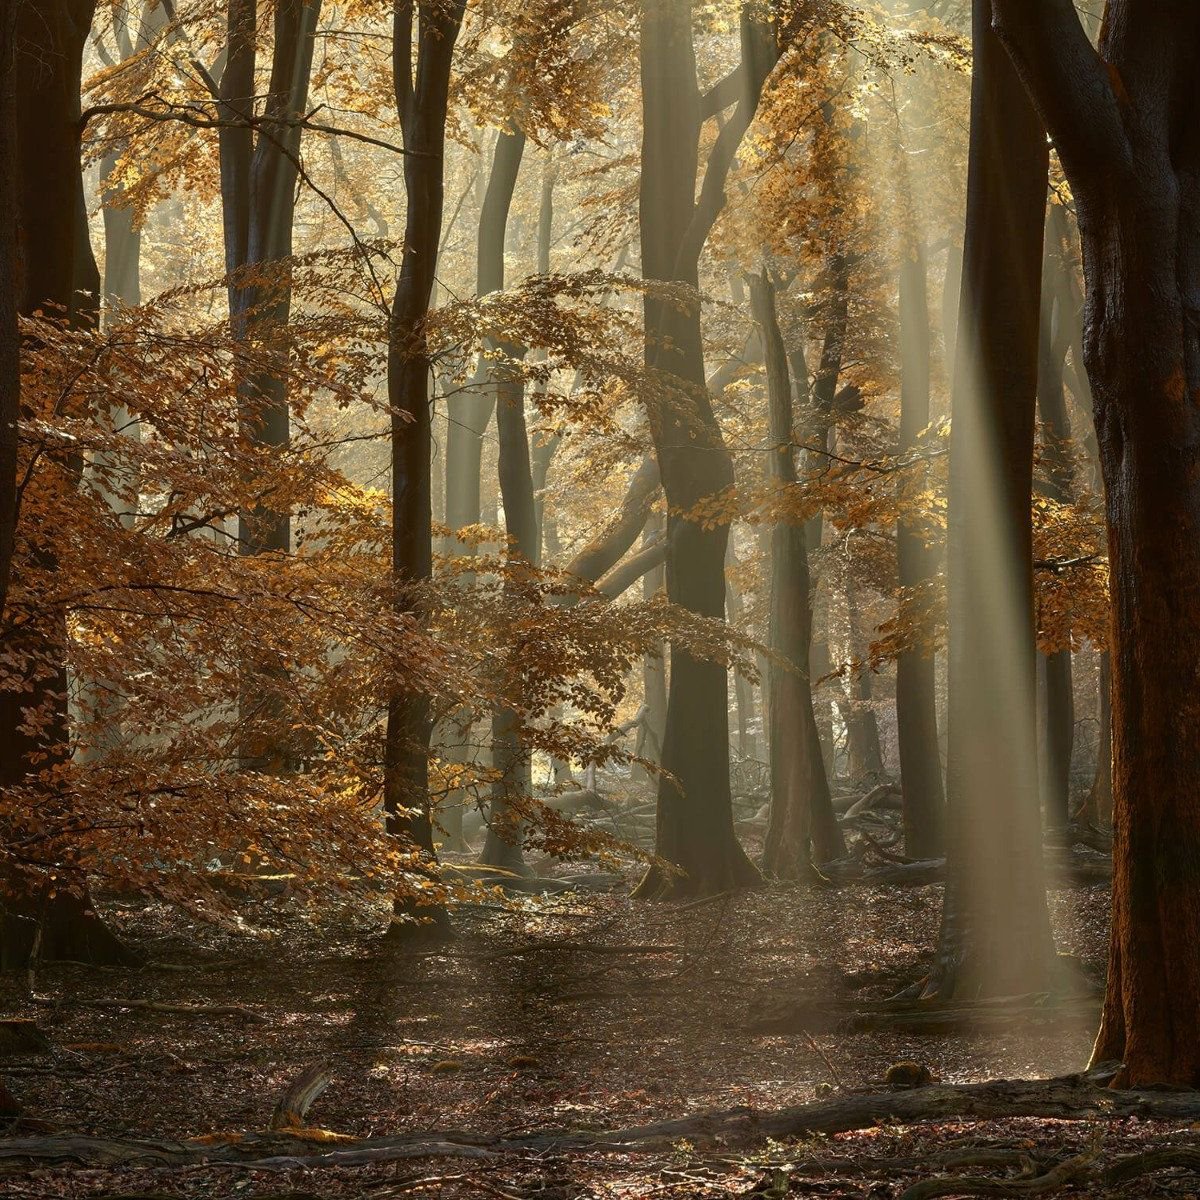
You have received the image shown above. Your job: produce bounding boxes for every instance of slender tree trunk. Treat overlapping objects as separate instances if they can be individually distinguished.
[1037,209,1076,830]
[843,584,885,781]
[896,241,946,857]
[751,273,840,876]
[222,0,322,772]
[920,0,1056,1000]
[382,0,467,940]
[444,129,525,545]
[1087,650,1111,825]
[803,249,851,779]
[638,509,667,784]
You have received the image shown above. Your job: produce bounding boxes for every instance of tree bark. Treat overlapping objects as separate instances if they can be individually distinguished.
[896,240,946,858]
[444,129,525,546]
[0,0,18,618]
[222,0,322,772]
[991,0,1200,1087]
[750,273,841,877]
[633,1,775,897]
[921,0,1056,1000]
[2,0,140,968]
[1037,207,1077,831]
[382,0,467,941]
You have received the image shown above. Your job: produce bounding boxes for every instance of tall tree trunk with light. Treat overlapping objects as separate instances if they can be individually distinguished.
[917,0,1056,1000]
[993,0,1200,1086]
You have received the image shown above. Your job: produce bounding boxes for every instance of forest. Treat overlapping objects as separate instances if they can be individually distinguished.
[0,0,1197,1196]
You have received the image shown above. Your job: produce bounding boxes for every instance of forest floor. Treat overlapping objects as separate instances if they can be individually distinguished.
[2,843,1196,1198]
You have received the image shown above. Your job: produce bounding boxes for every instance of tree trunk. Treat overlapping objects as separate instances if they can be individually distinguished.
[0,0,18,618]
[480,339,538,873]
[1037,208,1077,831]
[1086,650,1111,825]
[632,0,775,898]
[921,0,1056,1000]
[637,509,668,784]
[843,584,885,782]
[222,0,322,772]
[803,248,851,779]
[444,129,525,547]
[382,0,467,941]
[896,240,946,858]
[750,273,841,877]
[991,0,1200,1085]
[2,0,140,968]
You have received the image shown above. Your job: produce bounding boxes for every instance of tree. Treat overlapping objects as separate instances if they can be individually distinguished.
[1,0,140,967]
[917,0,1056,999]
[221,0,322,772]
[991,0,1200,1086]
[634,0,776,898]
[750,271,838,878]
[896,238,946,858]
[384,0,468,938]
[0,0,17,619]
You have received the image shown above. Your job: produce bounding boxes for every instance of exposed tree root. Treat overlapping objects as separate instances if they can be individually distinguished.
[32,998,268,1023]
[748,994,1100,1037]
[6,1074,1200,1170]
[899,1150,1097,1199]
[899,1146,1200,1200]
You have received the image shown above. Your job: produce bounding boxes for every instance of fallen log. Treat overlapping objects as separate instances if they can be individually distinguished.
[5,1074,1200,1169]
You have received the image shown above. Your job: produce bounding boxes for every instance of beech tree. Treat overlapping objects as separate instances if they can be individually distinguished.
[917,0,1056,999]
[1,0,139,966]
[749,271,835,878]
[385,0,468,937]
[634,0,777,897]
[992,0,1200,1086]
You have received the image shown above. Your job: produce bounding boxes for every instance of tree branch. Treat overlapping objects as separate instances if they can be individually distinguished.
[989,0,1129,189]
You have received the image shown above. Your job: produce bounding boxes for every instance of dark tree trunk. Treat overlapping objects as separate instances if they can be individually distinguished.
[382,0,467,941]
[993,0,1200,1085]
[803,249,851,779]
[633,1,775,897]
[896,240,946,858]
[1037,208,1077,830]
[750,273,841,877]
[920,0,1056,1000]
[0,0,18,618]
[456,126,532,875]
[2,0,140,968]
